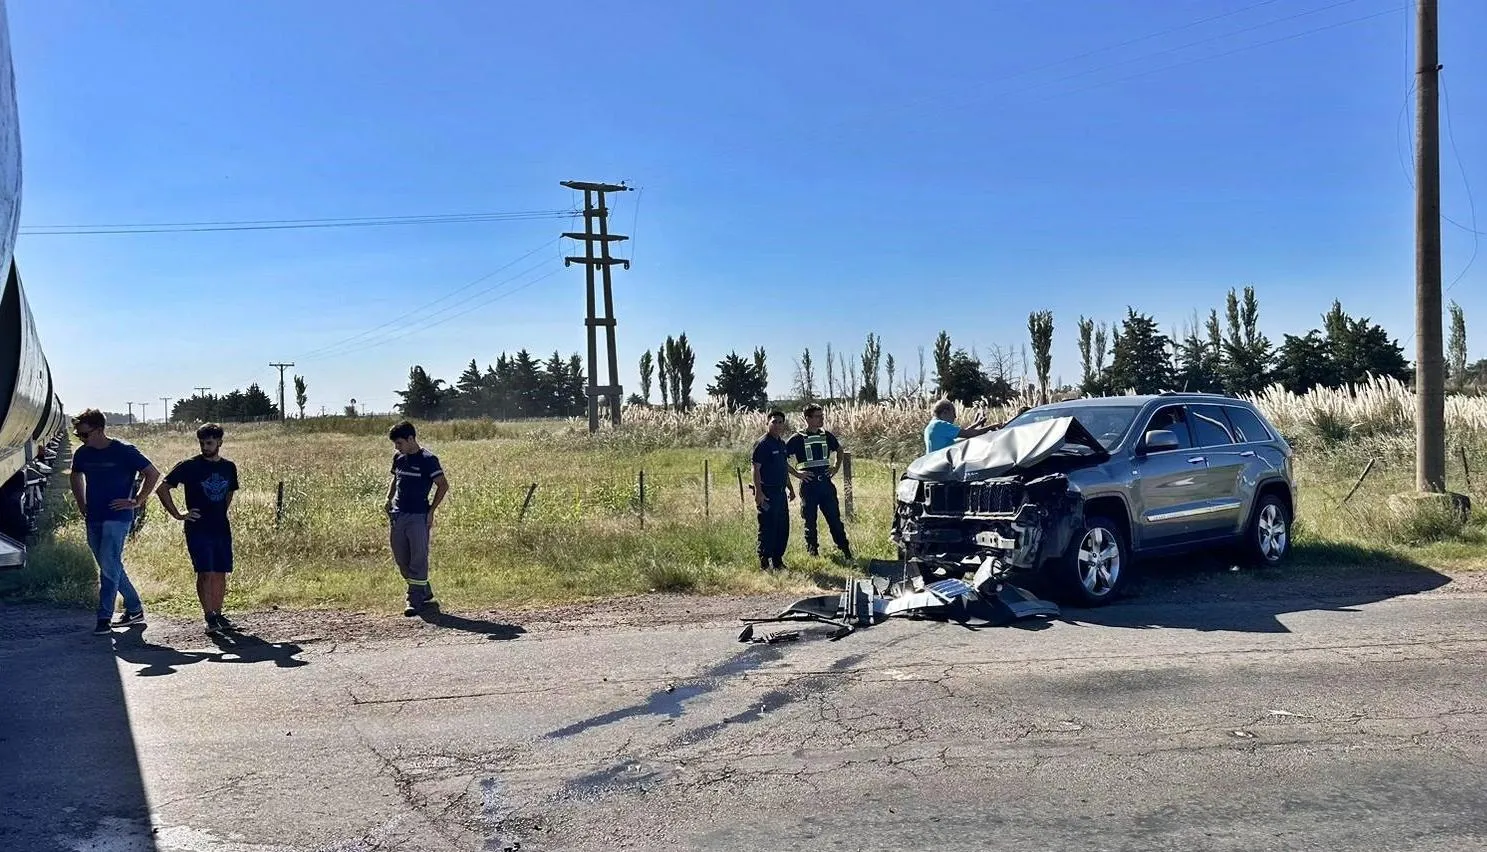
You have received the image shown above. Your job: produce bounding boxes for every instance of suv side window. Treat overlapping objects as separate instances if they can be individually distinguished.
[1189,404,1238,447]
[1220,405,1273,444]
[1142,404,1193,451]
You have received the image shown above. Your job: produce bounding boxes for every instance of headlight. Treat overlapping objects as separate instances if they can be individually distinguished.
[895,478,921,503]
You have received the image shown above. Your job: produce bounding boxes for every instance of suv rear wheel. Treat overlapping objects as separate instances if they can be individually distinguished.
[1054,514,1128,606]
[1247,493,1291,566]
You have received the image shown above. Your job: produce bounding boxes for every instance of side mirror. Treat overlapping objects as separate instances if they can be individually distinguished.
[1140,429,1180,454]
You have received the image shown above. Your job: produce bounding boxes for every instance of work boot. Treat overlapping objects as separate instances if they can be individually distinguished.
[840,545,854,561]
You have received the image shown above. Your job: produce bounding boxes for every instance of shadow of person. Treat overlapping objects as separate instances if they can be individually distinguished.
[110,625,212,677]
[417,605,525,641]
[207,631,309,668]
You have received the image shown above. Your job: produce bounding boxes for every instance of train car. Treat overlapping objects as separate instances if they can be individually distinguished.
[0,0,67,569]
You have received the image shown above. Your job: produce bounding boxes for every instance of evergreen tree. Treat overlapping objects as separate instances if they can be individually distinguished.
[454,359,485,417]
[395,366,445,419]
[1219,285,1274,394]
[510,350,542,417]
[656,346,670,410]
[293,375,308,418]
[1104,308,1174,394]
[707,351,768,410]
[793,347,816,401]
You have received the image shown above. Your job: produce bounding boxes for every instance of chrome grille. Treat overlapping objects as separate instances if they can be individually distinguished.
[924,481,1025,515]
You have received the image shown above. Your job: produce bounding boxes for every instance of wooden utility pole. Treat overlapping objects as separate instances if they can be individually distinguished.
[1414,0,1444,493]
[269,362,295,422]
[139,402,149,423]
[561,180,632,433]
[194,387,210,397]
[160,397,172,423]
[125,401,135,425]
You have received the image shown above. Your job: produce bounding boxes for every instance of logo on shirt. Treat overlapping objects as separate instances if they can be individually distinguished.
[202,473,231,502]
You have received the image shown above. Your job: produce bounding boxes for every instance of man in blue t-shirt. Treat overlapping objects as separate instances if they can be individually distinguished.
[923,399,1030,454]
[67,408,161,636]
[385,420,449,616]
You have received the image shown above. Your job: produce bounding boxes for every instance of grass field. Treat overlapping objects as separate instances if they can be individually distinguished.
[5,378,1485,616]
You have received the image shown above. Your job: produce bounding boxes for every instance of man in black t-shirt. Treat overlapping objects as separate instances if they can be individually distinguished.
[751,410,795,571]
[385,420,449,616]
[156,422,240,635]
[786,403,853,560]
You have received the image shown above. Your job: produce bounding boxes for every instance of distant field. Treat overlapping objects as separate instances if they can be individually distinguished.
[5,379,1484,616]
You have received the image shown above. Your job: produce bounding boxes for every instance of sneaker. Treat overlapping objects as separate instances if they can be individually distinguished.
[112,609,146,627]
[403,602,420,617]
[212,613,238,632]
[92,619,113,636]
[205,618,223,637]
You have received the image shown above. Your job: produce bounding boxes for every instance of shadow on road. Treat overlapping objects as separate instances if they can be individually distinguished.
[1057,549,1454,634]
[0,604,160,852]
[417,605,526,641]
[110,624,308,673]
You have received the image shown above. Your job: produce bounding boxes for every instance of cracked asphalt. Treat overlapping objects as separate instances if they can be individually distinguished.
[3,564,1487,852]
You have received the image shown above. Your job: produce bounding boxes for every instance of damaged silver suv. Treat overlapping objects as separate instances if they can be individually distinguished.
[892,393,1297,607]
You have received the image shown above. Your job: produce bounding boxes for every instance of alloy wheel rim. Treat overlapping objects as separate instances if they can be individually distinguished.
[1078,527,1120,595]
[1258,504,1287,561]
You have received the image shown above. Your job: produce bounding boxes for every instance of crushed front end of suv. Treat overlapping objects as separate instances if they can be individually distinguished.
[892,395,1298,607]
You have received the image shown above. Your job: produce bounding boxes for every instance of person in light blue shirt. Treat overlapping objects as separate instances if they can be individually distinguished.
[923,398,1021,454]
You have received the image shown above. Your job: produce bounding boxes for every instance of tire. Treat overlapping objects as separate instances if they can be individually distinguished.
[1246,493,1291,567]
[1053,514,1129,607]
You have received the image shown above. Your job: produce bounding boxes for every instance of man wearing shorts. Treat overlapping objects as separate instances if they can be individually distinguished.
[156,423,240,635]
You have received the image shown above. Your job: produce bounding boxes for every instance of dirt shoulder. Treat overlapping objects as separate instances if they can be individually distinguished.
[5,559,1482,652]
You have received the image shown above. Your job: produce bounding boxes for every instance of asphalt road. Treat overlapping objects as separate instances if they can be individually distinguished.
[3,563,1486,852]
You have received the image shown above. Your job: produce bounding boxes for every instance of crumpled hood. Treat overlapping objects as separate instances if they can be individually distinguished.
[905,416,1106,483]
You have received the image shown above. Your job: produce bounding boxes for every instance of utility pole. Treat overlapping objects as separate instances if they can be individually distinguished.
[1414,0,1445,494]
[194,387,210,397]
[160,397,172,424]
[139,402,150,423]
[561,180,631,433]
[269,362,295,422]
[125,401,135,425]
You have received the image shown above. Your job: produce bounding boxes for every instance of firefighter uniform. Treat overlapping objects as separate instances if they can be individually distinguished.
[786,427,853,559]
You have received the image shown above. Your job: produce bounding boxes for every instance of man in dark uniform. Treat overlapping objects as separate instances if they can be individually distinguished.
[385,420,450,615]
[751,410,795,570]
[786,403,853,560]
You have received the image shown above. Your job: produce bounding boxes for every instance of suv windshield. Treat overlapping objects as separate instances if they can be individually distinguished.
[1002,404,1142,451]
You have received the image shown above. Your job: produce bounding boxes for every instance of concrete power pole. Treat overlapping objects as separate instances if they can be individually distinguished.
[160,397,172,423]
[125,401,135,425]
[269,362,295,422]
[1414,0,1445,494]
[561,180,632,433]
[139,402,149,423]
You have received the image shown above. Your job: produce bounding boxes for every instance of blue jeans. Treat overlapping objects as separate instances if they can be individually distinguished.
[87,520,142,621]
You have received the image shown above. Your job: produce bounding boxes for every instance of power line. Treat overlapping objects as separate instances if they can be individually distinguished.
[1440,70,1479,293]
[290,237,560,361]
[301,261,565,363]
[19,209,575,236]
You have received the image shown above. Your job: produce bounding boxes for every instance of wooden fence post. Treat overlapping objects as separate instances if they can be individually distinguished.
[737,467,746,512]
[704,459,710,517]
[638,470,646,530]
[276,480,285,527]
[843,452,854,521]
[518,483,537,524]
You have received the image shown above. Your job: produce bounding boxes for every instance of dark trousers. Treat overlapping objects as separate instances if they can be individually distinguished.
[756,485,789,563]
[800,475,850,553]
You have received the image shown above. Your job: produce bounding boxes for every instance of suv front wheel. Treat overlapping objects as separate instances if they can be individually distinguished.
[1053,514,1129,607]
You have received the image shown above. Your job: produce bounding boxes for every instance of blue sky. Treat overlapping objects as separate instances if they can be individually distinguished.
[9,0,1484,417]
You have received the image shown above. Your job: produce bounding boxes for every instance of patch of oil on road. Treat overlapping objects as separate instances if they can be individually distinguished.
[541,644,784,740]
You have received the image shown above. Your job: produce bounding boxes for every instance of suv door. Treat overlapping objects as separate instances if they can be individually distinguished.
[1187,403,1247,538]
[1130,404,1209,548]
